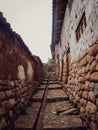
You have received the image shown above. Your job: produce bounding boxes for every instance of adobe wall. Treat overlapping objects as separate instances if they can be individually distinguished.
[0,12,43,129]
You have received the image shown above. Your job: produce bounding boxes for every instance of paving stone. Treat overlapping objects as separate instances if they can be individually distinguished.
[49,81,59,84]
[39,84,47,90]
[47,89,68,102]
[32,90,44,101]
[48,84,63,89]
[15,102,41,129]
[42,101,86,130]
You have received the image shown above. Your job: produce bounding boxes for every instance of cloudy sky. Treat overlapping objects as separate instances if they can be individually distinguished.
[0,0,52,63]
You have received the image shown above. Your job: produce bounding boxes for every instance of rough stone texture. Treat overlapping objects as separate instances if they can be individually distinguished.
[51,0,98,129]
[0,12,43,129]
[64,45,98,129]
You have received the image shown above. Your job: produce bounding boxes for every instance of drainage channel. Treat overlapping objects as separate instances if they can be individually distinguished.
[33,74,50,130]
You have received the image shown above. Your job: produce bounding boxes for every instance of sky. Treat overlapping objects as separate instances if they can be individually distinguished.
[0,0,52,63]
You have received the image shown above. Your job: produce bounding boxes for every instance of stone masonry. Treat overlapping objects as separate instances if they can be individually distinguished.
[0,12,43,130]
[51,0,98,129]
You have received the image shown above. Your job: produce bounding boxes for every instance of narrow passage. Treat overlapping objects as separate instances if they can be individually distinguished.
[15,72,87,130]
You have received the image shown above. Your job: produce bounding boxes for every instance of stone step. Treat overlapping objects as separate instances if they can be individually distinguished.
[47,97,69,102]
[48,84,63,90]
[47,89,68,100]
[14,102,41,130]
[42,101,87,130]
[49,81,60,84]
[41,81,48,84]
[32,90,45,102]
[39,84,47,90]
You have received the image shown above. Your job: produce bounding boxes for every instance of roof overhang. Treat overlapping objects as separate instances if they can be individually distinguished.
[51,0,68,59]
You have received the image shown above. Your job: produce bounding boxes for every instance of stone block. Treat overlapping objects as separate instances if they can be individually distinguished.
[88,44,98,56]
[5,90,12,97]
[0,92,6,101]
[80,98,87,106]
[85,81,90,90]
[90,72,98,82]
[80,107,85,113]
[94,83,98,96]
[96,98,98,107]
[86,101,97,114]
[0,118,7,130]
[95,53,98,61]
[88,82,94,91]
[82,91,88,99]
[90,61,96,72]
[90,121,98,130]
[87,54,95,63]
[95,63,98,71]
[80,55,88,66]
[88,91,96,103]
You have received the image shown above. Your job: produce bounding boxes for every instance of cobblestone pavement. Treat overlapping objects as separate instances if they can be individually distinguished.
[14,73,87,130]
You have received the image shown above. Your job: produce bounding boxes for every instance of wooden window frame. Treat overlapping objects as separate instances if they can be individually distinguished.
[76,12,87,42]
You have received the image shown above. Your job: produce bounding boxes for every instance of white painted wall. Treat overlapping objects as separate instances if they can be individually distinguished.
[57,0,98,63]
[17,65,25,80]
[27,61,34,81]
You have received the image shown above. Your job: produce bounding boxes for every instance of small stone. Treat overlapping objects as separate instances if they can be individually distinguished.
[0,118,7,130]
[82,91,88,99]
[88,91,96,103]
[86,101,97,114]
[80,98,87,106]
[9,81,15,87]
[94,83,98,96]
[9,98,15,108]
[0,108,4,117]
[0,92,6,100]
[80,56,88,66]
[80,107,85,113]
[96,112,98,124]
[1,100,10,111]
[95,63,98,71]
[90,61,96,72]
[84,81,90,90]
[90,121,98,130]
[90,72,98,82]
[5,90,12,97]
[96,53,98,61]
[89,82,94,91]
[85,63,90,72]
[88,44,98,56]
[95,98,98,107]
[87,55,94,64]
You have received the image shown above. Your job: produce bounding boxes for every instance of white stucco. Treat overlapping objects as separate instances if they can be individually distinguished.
[27,61,34,81]
[56,0,98,63]
[17,65,25,80]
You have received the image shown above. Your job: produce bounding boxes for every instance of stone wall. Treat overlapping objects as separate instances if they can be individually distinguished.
[65,42,98,130]
[0,12,43,129]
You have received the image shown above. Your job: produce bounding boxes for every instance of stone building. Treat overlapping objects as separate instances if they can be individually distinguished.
[51,0,98,129]
[0,12,43,129]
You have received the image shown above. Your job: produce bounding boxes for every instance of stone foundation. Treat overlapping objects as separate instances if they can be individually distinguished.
[65,42,98,130]
[0,80,36,129]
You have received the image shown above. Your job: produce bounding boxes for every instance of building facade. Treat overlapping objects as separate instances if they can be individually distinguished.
[51,0,98,129]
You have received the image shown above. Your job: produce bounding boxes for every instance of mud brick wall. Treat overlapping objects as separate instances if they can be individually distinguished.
[65,43,98,130]
[0,12,43,130]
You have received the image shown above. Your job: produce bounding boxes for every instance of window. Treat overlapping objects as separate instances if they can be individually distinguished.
[76,12,87,41]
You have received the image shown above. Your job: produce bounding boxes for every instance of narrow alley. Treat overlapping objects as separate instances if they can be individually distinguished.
[14,71,87,130]
[0,0,98,130]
